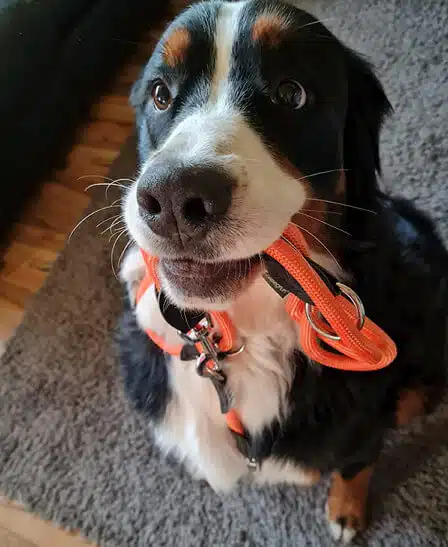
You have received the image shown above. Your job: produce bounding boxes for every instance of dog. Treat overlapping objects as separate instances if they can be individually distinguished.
[117,0,448,542]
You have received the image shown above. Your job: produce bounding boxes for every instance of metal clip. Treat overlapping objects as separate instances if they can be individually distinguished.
[196,353,225,381]
[183,316,222,367]
[184,316,213,342]
[247,458,259,471]
[187,316,236,414]
[196,354,234,413]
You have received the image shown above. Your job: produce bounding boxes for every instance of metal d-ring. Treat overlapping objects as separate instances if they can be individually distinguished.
[225,343,246,359]
[305,282,366,341]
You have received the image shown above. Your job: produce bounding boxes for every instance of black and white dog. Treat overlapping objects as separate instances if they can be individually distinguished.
[118,0,447,542]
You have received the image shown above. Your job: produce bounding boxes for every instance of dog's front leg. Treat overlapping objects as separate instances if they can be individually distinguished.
[326,465,373,544]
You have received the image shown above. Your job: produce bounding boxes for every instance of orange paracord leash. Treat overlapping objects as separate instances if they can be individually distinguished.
[266,224,397,371]
[135,223,397,441]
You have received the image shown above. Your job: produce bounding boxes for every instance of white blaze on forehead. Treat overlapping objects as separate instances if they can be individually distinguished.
[210,1,247,101]
[150,2,247,165]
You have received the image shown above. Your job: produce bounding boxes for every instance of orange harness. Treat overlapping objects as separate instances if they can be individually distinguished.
[135,223,397,459]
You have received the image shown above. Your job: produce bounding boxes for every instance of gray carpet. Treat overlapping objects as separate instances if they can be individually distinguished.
[1,1,447,545]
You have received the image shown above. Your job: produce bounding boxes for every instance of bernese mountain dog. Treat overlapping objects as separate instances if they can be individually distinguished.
[117,0,448,542]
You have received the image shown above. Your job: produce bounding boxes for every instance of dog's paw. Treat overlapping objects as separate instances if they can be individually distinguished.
[326,468,372,543]
[326,505,364,544]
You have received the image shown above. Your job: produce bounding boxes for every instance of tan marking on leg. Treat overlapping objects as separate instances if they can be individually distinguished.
[327,466,373,543]
[396,388,427,426]
[163,28,190,68]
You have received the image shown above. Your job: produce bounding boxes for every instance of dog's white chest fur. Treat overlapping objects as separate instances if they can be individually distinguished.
[122,248,320,491]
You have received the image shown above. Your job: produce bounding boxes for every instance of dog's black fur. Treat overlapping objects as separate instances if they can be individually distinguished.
[257,195,448,478]
[119,0,448,487]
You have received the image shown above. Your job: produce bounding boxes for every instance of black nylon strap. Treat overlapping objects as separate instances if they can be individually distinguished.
[157,290,206,334]
[229,429,258,464]
[262,253,339,305]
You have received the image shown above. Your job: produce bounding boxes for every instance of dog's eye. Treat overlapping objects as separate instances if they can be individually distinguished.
[151,81,172,111]
[274,80,307,109]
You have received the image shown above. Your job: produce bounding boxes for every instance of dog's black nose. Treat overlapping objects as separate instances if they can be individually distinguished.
[137,166,233,240]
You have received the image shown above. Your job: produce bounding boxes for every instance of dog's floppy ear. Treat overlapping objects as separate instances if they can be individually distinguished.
[343,49,392,207]
[129,72,146,110]
[129,72,154,162]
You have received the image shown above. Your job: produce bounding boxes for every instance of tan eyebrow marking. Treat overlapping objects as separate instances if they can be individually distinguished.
[252,14,288,47]
[163,27,191,67]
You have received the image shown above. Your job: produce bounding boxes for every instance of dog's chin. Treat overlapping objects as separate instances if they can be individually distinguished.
[159,256,263,310]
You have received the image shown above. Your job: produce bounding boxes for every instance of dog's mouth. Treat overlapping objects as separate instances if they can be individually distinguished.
[159,255,263,301]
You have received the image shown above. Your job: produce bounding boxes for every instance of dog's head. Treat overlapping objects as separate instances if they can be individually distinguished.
[124,0,391,309]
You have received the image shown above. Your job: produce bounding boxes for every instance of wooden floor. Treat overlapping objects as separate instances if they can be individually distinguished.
[0,18,169,547]
[0,75,135,344]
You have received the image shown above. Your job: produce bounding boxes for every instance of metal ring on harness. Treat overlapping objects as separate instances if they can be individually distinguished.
[305,282,366,341]
[225,343,246,358]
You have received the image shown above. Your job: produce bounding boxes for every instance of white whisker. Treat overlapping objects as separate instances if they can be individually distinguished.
[85,182,129,191]
[96,214,120,229]
[297,169,349,182]
[157,286,163,308]
[110,229,128,279]
[291,221,342,271]
[301,209,343,215]
[117,239,134,271]
[101,216,124,235]
[297,212,351,236]
[77,174,111,182]
[109,225,126,242]
[162,292,171,316]
[68,204,121,242]
[113,177,137,185]
[78,174,136,184]
[307,198,377,215]
[298,17,339,30]
[181,308,190,328]
[78,175,135,199]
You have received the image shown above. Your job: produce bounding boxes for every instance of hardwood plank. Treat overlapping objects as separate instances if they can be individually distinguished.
[90,96,134,124]
[79,120,132,148]
[0,296,23,341]
[0,504,93,547]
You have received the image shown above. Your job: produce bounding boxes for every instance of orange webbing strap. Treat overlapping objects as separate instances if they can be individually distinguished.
[136,249,241,434]
[265,224,397,370]
[136,250,184,355]
[225,408,246,436]
[138,249,236,354]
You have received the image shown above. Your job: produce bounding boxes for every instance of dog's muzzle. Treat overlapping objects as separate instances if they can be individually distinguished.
[136,164,234,243]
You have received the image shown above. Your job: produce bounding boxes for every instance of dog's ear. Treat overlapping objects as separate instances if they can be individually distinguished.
[129,73,153,162]
[343,49,392,207]
[129,73,146,110]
